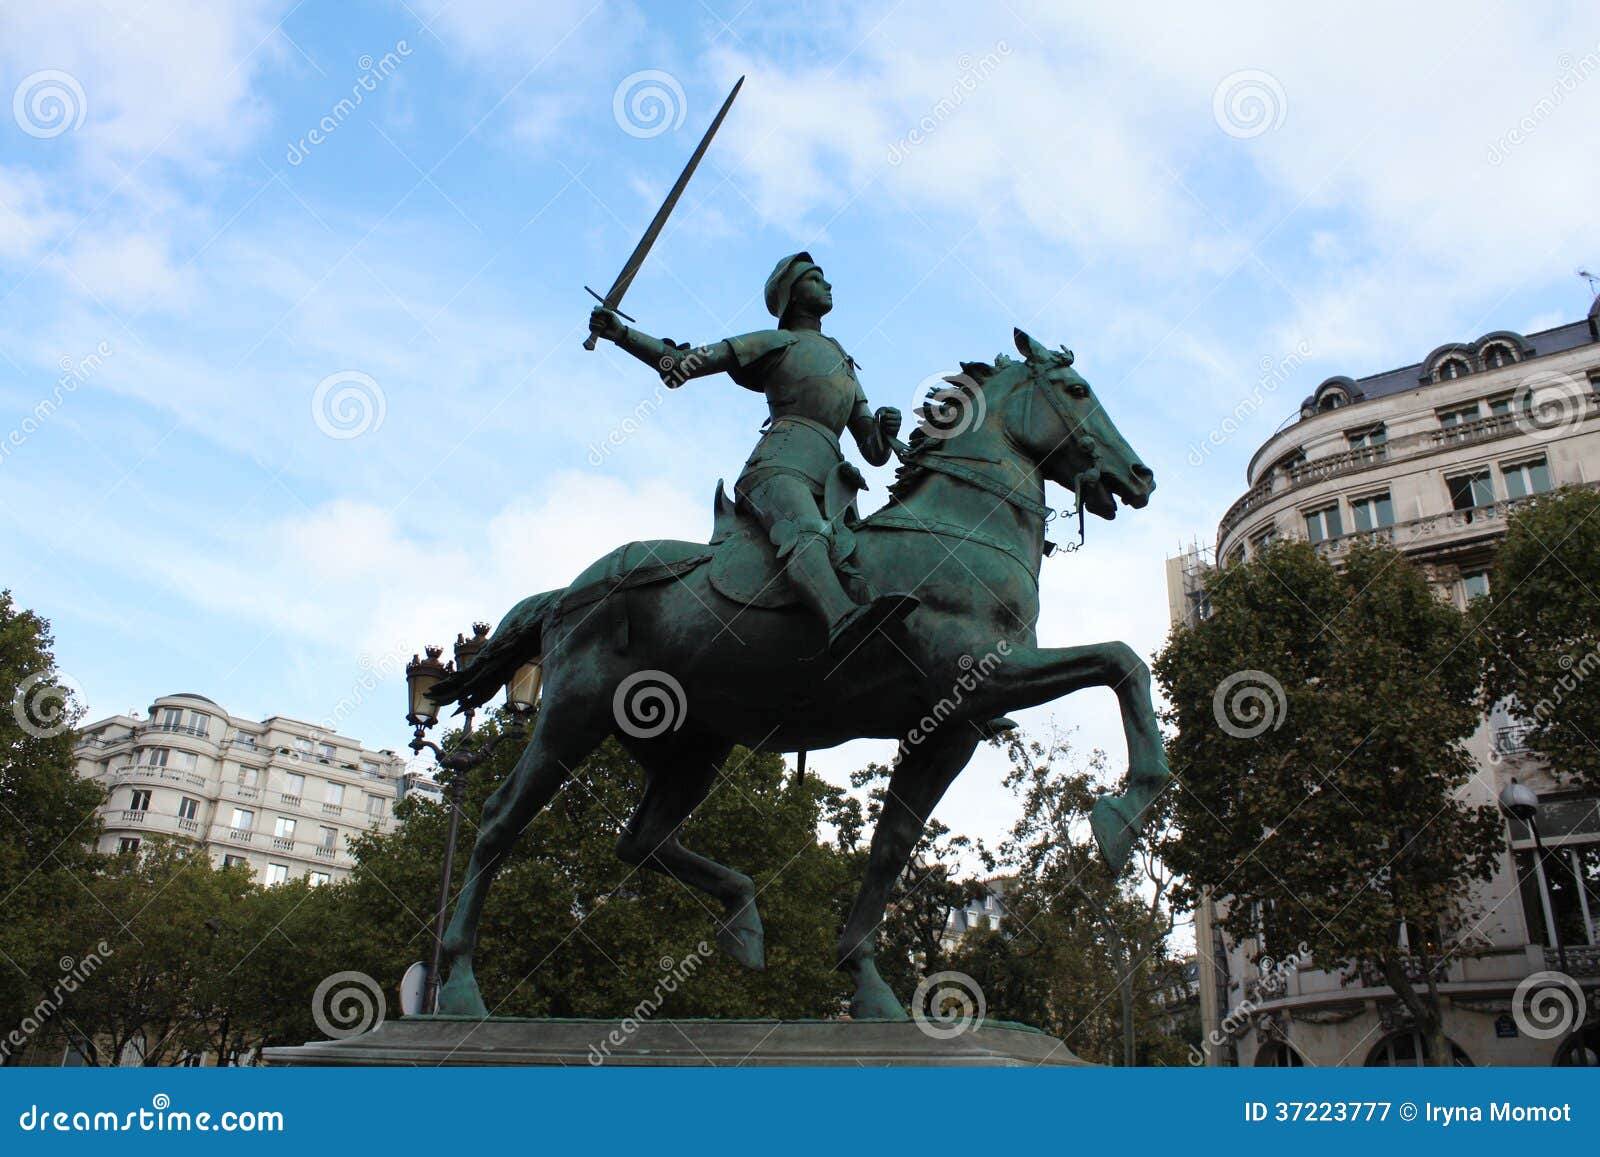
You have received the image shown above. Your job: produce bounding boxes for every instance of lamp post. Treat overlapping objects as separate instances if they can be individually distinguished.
[1499,779,1569,977]
[405,624,542,1014]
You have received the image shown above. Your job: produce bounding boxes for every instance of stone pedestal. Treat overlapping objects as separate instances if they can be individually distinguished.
[263,1016,1089,1067]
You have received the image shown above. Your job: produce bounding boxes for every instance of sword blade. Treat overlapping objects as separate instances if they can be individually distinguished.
[584,75,744,349]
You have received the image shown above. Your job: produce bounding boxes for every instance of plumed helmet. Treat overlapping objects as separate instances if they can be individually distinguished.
[764,251,819,319]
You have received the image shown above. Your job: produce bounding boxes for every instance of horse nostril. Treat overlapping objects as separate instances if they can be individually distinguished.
[1131,463,1154,482]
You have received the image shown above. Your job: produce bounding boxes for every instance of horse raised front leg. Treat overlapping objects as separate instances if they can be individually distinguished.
[968,641,1171,871]
[836,731,980,1019]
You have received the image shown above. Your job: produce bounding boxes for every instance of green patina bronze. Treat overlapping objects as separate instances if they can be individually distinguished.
[423,256,1169,1020]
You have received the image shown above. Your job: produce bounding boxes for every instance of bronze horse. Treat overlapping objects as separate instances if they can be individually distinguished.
[427,329,1168,1019]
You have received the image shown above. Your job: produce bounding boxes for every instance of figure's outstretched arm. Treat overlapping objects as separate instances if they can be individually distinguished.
[589,308,736,387]
[847,389,902,467]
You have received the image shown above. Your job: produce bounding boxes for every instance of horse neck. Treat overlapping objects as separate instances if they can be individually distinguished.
[890,423,1049,572]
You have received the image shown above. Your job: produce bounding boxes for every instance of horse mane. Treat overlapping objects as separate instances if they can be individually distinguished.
[887,354,1018,503]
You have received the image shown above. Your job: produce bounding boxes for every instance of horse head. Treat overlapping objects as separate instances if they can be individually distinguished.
[1005,328,1155,520]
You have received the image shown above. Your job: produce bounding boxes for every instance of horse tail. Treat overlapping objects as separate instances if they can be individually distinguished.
[430,588,563,710]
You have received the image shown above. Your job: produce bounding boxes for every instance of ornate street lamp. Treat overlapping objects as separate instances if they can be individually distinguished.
[404,626,538,1014]
[1499,778,1569,977]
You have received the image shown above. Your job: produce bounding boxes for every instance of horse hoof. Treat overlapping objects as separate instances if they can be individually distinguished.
[716,918,766,971]
[1090,795,1138,872]
[435,968,490,1018]
[850,975,908,1021]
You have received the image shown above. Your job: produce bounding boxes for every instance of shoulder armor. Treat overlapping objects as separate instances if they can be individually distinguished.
[726,329,800,368]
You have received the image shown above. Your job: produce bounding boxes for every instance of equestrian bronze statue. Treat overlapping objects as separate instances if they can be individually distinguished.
[424,261,1170,1017]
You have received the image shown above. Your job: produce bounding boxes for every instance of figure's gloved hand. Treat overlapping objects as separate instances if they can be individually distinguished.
[874,407,902,442]
[588,307,626,344]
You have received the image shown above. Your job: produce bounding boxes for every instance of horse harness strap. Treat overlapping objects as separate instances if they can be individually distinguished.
[900,451,1051,520]
[865,513,1039,589]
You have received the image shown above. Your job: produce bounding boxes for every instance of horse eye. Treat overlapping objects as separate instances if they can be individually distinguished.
[1066,382,1090,399]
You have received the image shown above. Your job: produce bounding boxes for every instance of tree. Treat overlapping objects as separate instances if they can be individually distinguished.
[946,734,1187,1065]
[0,591,105,1065]
[1480,485,1600,788]
[1156,541,1501,1065]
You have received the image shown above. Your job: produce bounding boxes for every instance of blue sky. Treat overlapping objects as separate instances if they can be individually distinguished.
[2,1,1598,850]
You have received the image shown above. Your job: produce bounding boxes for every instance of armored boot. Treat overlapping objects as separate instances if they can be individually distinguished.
[780,530,917,658]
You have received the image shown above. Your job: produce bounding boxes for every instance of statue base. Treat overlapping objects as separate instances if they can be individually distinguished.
[262,1016,1090,1067]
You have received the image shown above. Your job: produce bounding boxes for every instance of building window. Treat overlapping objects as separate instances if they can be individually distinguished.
[1255,1042,1306,1067]
[1366,1031,1472,1066]
[141,747,170,767]
[309,871,331,887]
[1502,457,1553,499]
[1225,544,1246,568]
[230,808,254,831]
[117,837,141,855]
[1438,403,1481,433]
[177,797,200,821]
[366,795,387,818]
[1461,571,1490,602]
[1447,470,1495,511]
[294,737,313,753]
[188,711,210,736]
[170,749,197,771]
[266,863,289,886]
[1303,504,1343,544]
[320,826,338,850]
[1346,423,1387,453]
[1481,343,1519,369]
[1350,492,1395,532]
[283,772,305,796]
[238,766,261,788]
[1435,357,1471,382]
[159,707,184,729]
[128,788,152,811]
[319,742,337,760]
[326,782,345,806]
[274,816,297,839]
[223,854,247,869]
[1249,525,1277,555]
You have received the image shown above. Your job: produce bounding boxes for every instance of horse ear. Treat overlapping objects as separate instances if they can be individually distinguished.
[1013,328,1050,362]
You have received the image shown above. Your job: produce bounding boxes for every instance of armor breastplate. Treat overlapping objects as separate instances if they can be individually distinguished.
[760,331,861,432]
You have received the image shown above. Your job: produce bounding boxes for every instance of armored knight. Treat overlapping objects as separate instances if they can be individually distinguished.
[589,252,918,656]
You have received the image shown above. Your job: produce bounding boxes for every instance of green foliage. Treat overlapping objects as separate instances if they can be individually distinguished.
[1155,541,1502,1055]
[331,713,857,1020]
[1480,485,1600,788]
[945,735,1188,1065]
[0,590,106,1062]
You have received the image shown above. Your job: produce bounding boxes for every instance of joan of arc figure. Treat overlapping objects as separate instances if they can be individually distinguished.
[588,252,918,656]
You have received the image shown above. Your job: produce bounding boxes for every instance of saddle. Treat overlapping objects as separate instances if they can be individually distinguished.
[707,462,866,609]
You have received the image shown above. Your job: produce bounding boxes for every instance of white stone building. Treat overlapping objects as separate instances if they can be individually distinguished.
[1169,303,1600,1066]
[74,692,410,886]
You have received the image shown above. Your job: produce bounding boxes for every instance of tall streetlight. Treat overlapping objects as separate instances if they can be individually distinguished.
[1499,778,1569,977]
[405,624,542,1014]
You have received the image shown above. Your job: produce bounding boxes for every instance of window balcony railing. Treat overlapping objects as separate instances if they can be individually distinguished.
[177,817,200,834]
[227,828,253,843]
[280,793,303,806]
[1219,394,1599,545]
[271,836,296,852]
[121,809,147,824]
[141,722,211,739]
[315,846,337,860]
[322,803,343,816]
[1494,723,1534,756]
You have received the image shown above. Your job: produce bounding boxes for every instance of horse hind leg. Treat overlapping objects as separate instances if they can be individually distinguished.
[614,736,764,970]
[436,691,608,1016]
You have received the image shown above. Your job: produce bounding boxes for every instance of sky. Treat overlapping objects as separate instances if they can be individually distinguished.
[2,0,1598,858]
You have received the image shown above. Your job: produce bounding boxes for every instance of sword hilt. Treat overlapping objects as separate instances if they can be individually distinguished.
[583,286,636,351]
